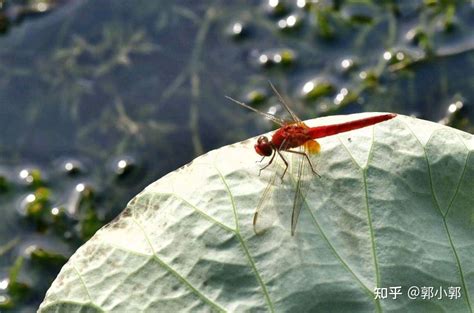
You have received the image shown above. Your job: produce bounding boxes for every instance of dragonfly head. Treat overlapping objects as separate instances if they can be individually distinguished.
[254,136,273,157]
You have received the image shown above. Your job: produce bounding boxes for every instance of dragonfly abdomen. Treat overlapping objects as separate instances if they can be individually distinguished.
[307,113,396,139]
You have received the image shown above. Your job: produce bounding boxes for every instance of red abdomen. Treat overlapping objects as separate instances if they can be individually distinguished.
[307,113,396,139]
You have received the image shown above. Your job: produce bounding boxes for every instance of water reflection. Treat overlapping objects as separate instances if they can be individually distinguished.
[62,160,82,175]
[334,88,349,105]
[74,183,85,193]
[277,14,300,30]
[300,77,335,100]
[0,0,58,33]
[231,22,243,35]
[340,58,355,71]
[18,169,33,184]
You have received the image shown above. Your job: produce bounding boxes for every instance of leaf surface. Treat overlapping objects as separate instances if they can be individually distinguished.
[39,114,474,312]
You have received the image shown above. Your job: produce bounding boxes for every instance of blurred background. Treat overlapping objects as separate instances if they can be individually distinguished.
[0,0,473,311]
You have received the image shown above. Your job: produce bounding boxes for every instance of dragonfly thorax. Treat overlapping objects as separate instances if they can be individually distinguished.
[254,136,273,157]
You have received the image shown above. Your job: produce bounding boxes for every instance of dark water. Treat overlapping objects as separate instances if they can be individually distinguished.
[0,0,473,311]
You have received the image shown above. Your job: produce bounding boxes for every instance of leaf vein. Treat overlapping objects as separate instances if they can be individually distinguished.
[130,217,227,312]
[71,263,94,304]
[403,121,473,312]
[214,166,276,313]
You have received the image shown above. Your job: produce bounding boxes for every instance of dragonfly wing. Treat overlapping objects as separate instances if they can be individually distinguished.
[268,82,301,123]
[253,158,287,235]
[289,145,312,236]
[225,96,285,126]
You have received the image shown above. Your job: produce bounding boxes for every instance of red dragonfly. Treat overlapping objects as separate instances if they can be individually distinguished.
[227,85,396,235]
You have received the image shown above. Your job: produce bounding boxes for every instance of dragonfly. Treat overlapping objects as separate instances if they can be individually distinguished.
[226,84,396,235]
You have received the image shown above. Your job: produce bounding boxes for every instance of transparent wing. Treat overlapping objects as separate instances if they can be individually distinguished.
[289,145,312,236]
[227,83,303,126]
[268,81,301,123]
[253,145,316,235]
[225,96,285,126]
[253,156,287,235]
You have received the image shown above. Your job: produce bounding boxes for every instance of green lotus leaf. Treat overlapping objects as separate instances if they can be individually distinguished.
[39,114,473,312]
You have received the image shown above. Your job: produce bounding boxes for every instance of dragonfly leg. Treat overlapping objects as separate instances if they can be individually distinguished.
[258,151,276,176]
[285,150,321,178]
[275,149,289,181]
[257,155,266,163]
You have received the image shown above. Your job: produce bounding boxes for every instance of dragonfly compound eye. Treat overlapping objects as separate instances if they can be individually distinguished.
[254,136,273,157]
